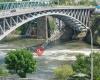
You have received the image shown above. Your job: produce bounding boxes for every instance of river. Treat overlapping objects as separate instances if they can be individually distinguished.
[0,39,99,80]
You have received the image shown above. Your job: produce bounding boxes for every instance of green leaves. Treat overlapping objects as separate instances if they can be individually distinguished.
[52,0,96,6]
[73,54,90,74]
[54,64,74,80]
[5,49,36,78]
[73,52,100,80]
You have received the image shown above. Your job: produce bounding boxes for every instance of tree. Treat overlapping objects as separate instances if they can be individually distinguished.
[78,0,91,5]
[90,0,97,6]
[5,49,36,78]
[93,53,100,79]
[72,52,100,80]
[54,64,74,80]
[72,54,90,76]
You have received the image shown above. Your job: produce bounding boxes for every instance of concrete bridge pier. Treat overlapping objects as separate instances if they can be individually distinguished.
[36,16,48,39]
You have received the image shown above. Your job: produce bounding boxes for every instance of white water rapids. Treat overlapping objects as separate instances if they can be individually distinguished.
[0,43,100,80]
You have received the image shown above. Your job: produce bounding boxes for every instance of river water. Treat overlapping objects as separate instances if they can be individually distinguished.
[0,43,76,80]
[0,39,99,80]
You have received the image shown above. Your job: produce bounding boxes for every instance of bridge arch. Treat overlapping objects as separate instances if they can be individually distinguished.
[0,10,89,40]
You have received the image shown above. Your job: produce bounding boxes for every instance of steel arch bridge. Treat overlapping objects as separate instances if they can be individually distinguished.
[0,1,95,41]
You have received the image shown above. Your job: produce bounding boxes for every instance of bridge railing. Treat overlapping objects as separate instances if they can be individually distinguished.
[0,1,51,10]
[0,1,95,11]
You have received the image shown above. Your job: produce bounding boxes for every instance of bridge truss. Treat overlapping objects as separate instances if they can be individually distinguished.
[0,1,95,48]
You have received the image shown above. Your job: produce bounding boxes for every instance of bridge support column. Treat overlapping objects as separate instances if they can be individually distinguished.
[60,26,74,42]
[36,16,48,39]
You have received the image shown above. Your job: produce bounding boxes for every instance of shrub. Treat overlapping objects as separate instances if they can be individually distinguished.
[53,64,74,80]
[5,49,36,78]
[73,52,100,80]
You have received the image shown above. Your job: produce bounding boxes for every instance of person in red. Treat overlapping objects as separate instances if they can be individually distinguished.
[35,47,45,56]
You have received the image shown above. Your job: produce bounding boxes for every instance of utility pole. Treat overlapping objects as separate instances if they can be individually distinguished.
[89,15,94,80]
[90,28,93,80]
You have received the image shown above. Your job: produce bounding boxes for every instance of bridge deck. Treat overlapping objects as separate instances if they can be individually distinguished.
[0,6,95,18]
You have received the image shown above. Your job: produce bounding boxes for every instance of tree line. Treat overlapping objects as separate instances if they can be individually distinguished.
[53,0,97,6]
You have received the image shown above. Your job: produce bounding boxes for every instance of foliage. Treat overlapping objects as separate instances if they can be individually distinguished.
[48,17,56,32]
[72,52,100,80]
[90,0,97,6]
[79,0,90,5]
[93,52,100,80]
[73,54,90,76]
[53,0,96,6]
[5,49,36,78]
[53,64,74,80]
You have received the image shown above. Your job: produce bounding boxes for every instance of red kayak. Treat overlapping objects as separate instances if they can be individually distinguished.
[35,47,45,56]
